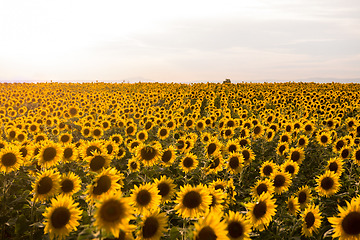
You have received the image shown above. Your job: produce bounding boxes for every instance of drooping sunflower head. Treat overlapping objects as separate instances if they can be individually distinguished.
[174,184,212,219]
[43,194,82,240]
[286,196,300,215]
[315,170,341,197]
[129,183,161,214]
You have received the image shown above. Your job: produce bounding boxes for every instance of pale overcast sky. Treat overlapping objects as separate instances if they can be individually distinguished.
[0,0,359,83]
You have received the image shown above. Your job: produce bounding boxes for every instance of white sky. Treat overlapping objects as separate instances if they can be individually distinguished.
[0,0,359,83]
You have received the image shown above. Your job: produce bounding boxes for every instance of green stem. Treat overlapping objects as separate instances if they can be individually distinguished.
[30,198,36,240]
[1,174,7,240]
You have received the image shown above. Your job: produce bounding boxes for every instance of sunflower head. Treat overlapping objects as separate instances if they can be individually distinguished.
[315,170,341,198]
[0,145,23,173]
[301,204,322,237]
[129,183,161,214]
[137,210,168,240]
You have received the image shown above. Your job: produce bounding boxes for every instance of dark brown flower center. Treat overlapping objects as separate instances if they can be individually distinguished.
[37,176,53,195]
[341,211,360,235]
[229,156,240,169]
[321,177,334,190]
[1,152,17,167]
[253,201,267,219]
[273,175,286,187]
[329,162,338,172]
[183,157,194,168]
[161,150,172,163]
[90,155,106,171]
[197,226,217,240]
[305,212,315,228]
[262,165,273,176]
[136,190,151,206]
[183,191,201,209]
[143,216,159,238]
[285,165,295,174]
[61,179,74,193]
[100,199,125,222]
[61,135,70,143]
[291,151,300,162]
[298,191,307,204]
[43,147,57,162]
[207,143,216,155]
[256,183,268,196]
[228,221,243,238]
[141,147,157,161]
[93,175,111,195]
[63,148,73,159]
[157,182,170,197]
[51,207,70,229]
[341,149,349,159]
[86,146,101,157]
[321,135,328,143]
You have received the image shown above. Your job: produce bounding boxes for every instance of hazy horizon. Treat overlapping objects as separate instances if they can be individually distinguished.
[1,0,359,83]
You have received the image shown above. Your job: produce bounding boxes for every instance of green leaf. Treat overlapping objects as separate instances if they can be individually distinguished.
[15,215,29,239]
[170,226,181,240]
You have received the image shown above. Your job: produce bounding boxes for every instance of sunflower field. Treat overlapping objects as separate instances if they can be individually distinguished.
[1,81,360,240]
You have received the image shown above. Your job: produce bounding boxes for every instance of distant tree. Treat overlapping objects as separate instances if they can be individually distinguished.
[223,78,231,84]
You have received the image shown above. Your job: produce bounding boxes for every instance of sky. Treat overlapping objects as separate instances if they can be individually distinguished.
[0,0,359,83]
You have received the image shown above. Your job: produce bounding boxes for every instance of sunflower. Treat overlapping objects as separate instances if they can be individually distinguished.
[62,143,78,163]
[203,154,224,175]
[339,147,352,160]
[125,124,137,136]
[286,196,300,215]
[224,139,240,154]
[297,135,309,148]
[59,172,82,196]
[226,152,244,174]
[265,129,275,142]
[94,191,134,238]
[326,157,344,176]
[352,146,360,165]
[157,126,170,140]
[205,139,222,158]
[252,124,265,139]
[201,132,213,144]
[328,198,360,240]
[110,134,124,145]
[102,139,119,158]
[19,144,32,165]
[245,193,277,231]
[333,137,347,153]
[174,184,212,219]
[129,183,161,214]
[297,186,312,209]
[135,143,162,167]
[37,141,63,169]
[195,119,206,131]
[43,194,82,240]
[136,210,167,240]
[153,175,176,203]
[260,161,278,177]
[194,210,229,240]
[225,211,251,240]
[86,167,123,203]
[281,160,299,177]
[180,152,199,173]
[251,179,275,198]
[32,169,61,202]
[128,157,141,173]
[210,179,227,192]
[303,122,315,135]
[317,131,332,147]
[136,130,148,142]
[159,145,176,167]
[84,151,111,173]
[288,147,305,165]
[81,126,92,138]
[207,187,225,212]
[276,142,289,156]
[301,204,322,237]
[80,140,106,159]
[315,170,341,197]
[116,146,126,160]
[240,147,255,165]
[0,144,23,173]
[271,171,292,195]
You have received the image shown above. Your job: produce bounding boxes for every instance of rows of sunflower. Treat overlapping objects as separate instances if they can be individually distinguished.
[0,81,360,239]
